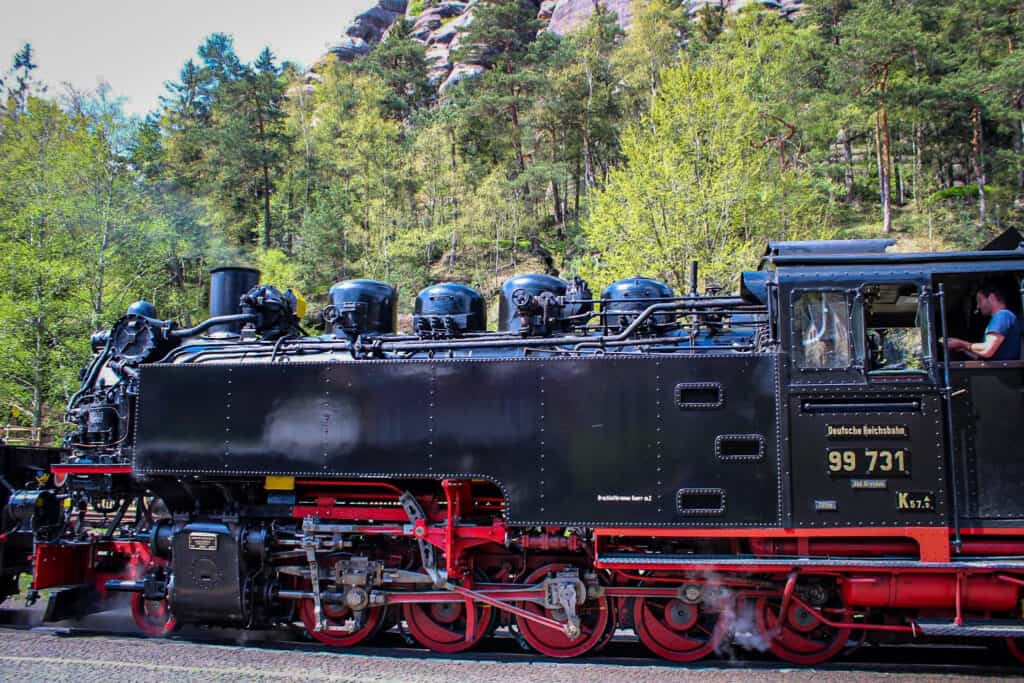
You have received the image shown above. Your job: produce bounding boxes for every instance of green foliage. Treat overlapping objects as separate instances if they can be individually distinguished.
[582,29,835,290]
[0,89,190,438]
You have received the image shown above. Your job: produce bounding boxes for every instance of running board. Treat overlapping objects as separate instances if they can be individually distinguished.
[916,619,1024,638]
[595,552,1024,570]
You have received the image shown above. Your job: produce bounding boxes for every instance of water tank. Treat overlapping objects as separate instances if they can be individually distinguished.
[601,277,674,329]
[327,279,397,337]
[209,267,261,335]
[414,283,485,336]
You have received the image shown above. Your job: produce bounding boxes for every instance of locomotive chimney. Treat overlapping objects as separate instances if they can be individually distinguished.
[689,261,699,296]
[209,266,260,335]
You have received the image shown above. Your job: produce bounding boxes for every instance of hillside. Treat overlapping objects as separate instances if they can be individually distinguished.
[2,0,1024,438]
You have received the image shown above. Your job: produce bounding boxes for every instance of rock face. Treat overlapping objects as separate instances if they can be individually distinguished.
[546,0,635,35]
[329,0,408,60]
[324,0,805,88]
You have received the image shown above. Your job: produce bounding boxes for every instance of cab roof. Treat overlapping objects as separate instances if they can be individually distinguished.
[759,236,1024,272]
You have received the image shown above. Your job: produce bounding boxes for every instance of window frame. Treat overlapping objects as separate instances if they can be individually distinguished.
[789,287,860,374]
[860,282,934,378]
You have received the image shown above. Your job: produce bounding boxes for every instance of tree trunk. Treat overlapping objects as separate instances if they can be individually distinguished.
[913,120,923,210]
[256,106,272,249]
[582,125,595,191]
[874,111,892,234]
[574,154,582,217]
[971,105,987,228]
[263,162,272,249]
[895,160,904,206]
[448,229,457,273]
[1014,99,1024,200]
[840,129,855,203]
[880,108,893,233]
[508,74,527,186]
[551,179,564,238]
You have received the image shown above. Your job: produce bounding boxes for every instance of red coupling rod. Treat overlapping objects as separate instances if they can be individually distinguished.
[445,583,570,637]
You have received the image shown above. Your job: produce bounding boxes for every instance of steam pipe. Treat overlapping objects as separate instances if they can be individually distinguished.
[169,314,257,339]
[377,298,754,353]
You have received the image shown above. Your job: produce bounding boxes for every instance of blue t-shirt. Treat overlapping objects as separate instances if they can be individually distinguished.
[985,309,1021,360]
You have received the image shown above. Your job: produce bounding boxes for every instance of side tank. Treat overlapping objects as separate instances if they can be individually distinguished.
[326,279,398,337]
[414,283,485,337]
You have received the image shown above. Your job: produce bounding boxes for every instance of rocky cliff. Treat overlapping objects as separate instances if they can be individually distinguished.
[325,0,804,93]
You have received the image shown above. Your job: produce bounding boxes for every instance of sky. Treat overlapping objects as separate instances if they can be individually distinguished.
[0,0,370,115]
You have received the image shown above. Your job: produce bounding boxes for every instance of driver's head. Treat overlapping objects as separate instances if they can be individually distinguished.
[976,281,1007,317]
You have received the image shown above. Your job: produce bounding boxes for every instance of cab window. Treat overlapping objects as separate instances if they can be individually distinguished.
[863,284,929,374]
[792,291,852,369]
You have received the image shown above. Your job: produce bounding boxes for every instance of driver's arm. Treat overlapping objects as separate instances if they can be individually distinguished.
[967,332,1005,360]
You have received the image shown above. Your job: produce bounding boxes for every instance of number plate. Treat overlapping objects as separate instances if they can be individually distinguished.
[825,448,911,478]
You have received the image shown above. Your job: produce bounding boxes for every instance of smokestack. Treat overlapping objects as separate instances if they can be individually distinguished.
[209,267,260,335]
[689,261,699,296]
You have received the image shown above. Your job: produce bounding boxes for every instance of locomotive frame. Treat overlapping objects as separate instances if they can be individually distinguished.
[6,237,1024,664]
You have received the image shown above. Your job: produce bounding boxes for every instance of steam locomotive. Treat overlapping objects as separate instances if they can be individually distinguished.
[5,237,1024,665]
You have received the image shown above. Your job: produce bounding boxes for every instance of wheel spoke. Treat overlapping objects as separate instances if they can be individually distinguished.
[402,600,491,653]
[755,597,851,665]
[632,576,730,663]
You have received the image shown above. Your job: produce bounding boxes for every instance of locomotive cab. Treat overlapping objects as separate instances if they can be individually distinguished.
[767,238,1024,533]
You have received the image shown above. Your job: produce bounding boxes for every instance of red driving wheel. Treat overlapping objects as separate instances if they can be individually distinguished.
[299,598,387,647]
[514,563,610,658]
[632,579,731,663]
[755,597,852,665]
[131,592,178,637]
[402,599,492,653]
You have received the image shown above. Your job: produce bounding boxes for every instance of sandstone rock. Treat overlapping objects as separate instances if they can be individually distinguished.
[347,5,402,42]
[435,1,468,18]
[425,43,451,65]
[428,64,454,85]
[547,0,634,35]
[328,36,372,61]
[429,24,459,45]
[439,62,485,94]
[538,0,558,20]
[449,10,474,30]
[413,12,444,32]
[411,26,434,41]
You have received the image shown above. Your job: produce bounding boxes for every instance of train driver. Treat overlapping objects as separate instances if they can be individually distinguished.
[946,281,1021,361]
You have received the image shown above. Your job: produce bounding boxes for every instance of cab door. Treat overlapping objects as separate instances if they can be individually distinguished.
[942,272,1024,522]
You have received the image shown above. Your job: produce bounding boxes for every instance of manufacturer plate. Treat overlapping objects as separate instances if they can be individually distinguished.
[188,532,219,551]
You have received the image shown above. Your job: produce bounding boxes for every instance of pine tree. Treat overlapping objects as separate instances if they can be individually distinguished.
[365,18,433,120]
[831,0,929,233]
[453,0,544,175]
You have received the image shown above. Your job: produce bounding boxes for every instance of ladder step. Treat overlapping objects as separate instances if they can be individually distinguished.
[595,552,1024,570]
[916,618,1024,638]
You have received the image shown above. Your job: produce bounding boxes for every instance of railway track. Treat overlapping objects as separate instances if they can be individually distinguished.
[1,606,1021,680]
